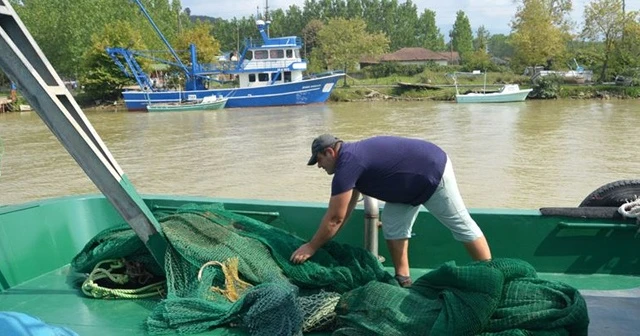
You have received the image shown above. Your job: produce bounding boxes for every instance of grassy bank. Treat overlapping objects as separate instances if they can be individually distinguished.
[329,71,640,102]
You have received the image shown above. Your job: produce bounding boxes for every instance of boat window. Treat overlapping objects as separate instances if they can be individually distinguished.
[258,73,269,82]
[286,50,293,58]
[284,71,291,82]
[249,74,256,82]
[254,50,268,59]
[270,49,284,59]
[245,51,253,60]
[295,49,300,58]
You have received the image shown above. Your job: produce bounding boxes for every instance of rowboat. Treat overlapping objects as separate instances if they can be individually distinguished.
[145,95,227,113]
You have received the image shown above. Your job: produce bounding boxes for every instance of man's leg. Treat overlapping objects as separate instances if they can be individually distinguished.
[463,235,492,261]
[381,202,420,285]
[385,238,410,277]
[424,156,492,261]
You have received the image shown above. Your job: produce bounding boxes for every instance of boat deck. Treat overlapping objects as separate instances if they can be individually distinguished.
[1,266,639,335]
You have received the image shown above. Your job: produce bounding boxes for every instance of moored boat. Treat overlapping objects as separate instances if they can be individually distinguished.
[451,71,532,103]
[145,95,227,112]
[456,84,533,103]
[110,1,343,110]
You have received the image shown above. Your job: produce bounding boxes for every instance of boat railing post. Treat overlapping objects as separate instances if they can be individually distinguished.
[363,196,379,257]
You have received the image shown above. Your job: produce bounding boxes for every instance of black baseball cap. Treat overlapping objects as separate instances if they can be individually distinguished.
[307,134,341,165]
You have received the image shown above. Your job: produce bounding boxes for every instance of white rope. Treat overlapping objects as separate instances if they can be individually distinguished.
[618,197,640,218]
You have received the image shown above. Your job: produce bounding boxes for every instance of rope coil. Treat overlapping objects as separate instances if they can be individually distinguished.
[618,197,640,219]
[81,259,165,299]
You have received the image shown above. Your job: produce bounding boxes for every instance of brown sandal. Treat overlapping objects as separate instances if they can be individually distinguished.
[395,275,412,288]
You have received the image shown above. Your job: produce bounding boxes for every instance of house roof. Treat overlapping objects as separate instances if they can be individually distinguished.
[438,51,460,63]
[359,48,461,64]
[380,48,448,62]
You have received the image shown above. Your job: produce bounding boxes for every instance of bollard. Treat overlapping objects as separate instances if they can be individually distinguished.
[363,196,379,256]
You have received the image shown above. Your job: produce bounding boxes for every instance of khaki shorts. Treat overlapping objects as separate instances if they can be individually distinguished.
[380,156,484,242]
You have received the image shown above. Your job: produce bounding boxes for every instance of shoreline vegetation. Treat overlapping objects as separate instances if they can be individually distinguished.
[2,71,639,112]
[1,83,638,113]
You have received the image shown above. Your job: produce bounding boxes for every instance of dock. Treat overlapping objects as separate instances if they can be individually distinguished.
[0,97,11,113]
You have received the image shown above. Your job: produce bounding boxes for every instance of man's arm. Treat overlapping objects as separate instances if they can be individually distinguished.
[290,189,354,263]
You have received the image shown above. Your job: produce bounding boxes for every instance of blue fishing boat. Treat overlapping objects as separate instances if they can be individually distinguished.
[109,1,343,111]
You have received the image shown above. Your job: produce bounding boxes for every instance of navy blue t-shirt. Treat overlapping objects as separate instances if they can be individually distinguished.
[331,136,447,205]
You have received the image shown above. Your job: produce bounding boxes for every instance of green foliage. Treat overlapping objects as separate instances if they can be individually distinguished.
[530,75,562,99]
[461,50,502,73]
[473,26,491,51]
[302,20,325,58]
[581,0,626,81]
[79,21,147,101]
[417,9,446,51]
[313,18,389,72]
[174,20,221,65]
[451,11,474,61]
[511,0,570,69]
[487,34,514,59]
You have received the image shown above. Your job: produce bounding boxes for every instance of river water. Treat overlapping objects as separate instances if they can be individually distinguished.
[0,99,638,209]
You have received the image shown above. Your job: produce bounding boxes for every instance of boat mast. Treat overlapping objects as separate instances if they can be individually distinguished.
[131,0,189,76]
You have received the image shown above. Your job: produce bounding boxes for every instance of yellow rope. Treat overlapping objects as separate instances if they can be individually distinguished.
[81,259,165,299]
[198,257,252,302]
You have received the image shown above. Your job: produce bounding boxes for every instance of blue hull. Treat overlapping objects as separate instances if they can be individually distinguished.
[122,73,344,111]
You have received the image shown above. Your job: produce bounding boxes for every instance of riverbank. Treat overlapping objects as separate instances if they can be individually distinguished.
[329,84,640,103]
[2,84,639,112]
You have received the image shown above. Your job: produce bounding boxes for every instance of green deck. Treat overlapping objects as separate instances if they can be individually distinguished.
[1,194,640,335]
[2,264,639,335]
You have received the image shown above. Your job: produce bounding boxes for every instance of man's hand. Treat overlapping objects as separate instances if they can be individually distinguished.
[290,243,318,264]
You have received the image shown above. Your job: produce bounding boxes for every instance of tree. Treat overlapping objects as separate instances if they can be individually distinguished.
[80,21,148,101]
[451,11,474,61]
[312,17,389,74]
[174,20,221,66]
[510,0,570,70]
[474,26,491,52]
[302,19,325,58]
[417,9,445,51]
[616,14,640,71]
[582,0,627,81]
[389,0,419,49]
[487,34,514,59]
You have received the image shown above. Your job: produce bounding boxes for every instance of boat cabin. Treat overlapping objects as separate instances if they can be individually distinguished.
[233,20,307,88]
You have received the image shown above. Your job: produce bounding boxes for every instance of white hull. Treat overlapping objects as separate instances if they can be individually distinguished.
[456,85,533,104]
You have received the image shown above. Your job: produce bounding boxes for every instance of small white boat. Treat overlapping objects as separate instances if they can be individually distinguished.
[456,84,533,103]
[451,71,532,103]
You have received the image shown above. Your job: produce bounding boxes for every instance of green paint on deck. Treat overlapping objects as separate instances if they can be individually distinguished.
[1,265,638,336]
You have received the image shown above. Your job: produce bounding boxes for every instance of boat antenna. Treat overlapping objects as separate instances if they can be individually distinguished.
[265,0,270,37]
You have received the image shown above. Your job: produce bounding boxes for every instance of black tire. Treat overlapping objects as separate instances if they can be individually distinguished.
[579,180,640,207]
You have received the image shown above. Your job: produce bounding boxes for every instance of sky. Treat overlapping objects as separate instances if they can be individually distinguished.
[182,0,640,36]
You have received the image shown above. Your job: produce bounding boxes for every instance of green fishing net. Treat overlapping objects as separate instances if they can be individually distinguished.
[71,203,589,335]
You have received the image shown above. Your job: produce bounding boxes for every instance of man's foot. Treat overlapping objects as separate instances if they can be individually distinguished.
[395,274,412,288]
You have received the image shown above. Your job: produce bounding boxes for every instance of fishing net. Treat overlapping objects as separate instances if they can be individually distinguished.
[71,203,589,335]
[334,258,589,336]
[72,203,394,335]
